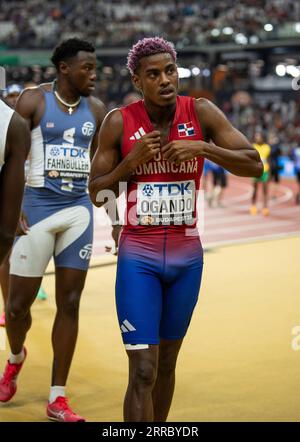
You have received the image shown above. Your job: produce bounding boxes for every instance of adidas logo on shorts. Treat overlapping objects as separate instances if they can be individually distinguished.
[120,319,136,333]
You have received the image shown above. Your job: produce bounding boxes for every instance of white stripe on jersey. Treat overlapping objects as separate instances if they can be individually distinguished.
[0,99,14,167]
[27,125,45,187]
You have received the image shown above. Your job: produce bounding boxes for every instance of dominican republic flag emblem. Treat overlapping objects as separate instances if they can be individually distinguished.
[178,122,195,137]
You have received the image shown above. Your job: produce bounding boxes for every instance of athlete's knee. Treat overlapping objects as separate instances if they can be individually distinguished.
[157,359,177,378]
[7,297,30,320]
[58,291,81,318]
[158,354,178,377]
[132,360,157,389]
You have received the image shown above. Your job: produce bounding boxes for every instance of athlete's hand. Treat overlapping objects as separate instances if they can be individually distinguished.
[16,212,30,236]
[127,131,161,170]
[161,140,205,165]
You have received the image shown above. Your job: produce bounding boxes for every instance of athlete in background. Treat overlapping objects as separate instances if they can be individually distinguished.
[0,85,24,326]
[291,143,300,204]
[269,133,282,200]
[89,37,263,422]
[0,98,30,265]
[0,84,47,328]
[207,162,227,208]
[0,38,106,422]
[250,132,271,216]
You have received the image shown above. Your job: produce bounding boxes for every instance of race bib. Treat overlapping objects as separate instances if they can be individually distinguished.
[45,144,90,179]
[136,180,196,225]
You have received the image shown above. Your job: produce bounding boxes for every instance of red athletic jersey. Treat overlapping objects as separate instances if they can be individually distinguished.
[120,95,204,233]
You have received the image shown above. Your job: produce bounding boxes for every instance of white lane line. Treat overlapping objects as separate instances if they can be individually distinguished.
[236,186,293,210]
[269,184,293,205]
[214,180,293,210]
[223,183,253,204]
[203,231,300,249]
[204,203,300,217]
[202,220,296,236]
[203,205,300,226]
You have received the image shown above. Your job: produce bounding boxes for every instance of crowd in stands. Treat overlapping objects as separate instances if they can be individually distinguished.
[1,0,299,159]
[0,0,299,49]
[224,99,300,149]
[3,62,299,157]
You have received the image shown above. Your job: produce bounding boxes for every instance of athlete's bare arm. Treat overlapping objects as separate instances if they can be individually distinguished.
[0,113,30,264]
[162,98,263,178]
[15,87,45,129]
[89,109,160,206]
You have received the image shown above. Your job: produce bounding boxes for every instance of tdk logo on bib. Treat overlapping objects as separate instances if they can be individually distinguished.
[137,180,196,225]
[142,182,192,197]
[82,121,94,137]
[49,146,88,159]
[50,146,60,157]
[45,144,90,178]
[159,182,192,196]
[142,184,154,197]
[142,181,192,197]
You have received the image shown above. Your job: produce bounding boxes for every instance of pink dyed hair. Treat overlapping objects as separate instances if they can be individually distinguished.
[127,37,177,75]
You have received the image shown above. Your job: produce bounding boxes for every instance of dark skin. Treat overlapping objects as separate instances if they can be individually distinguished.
[0,108,30,265]
[5,51,106,389]
[0,91,29,320]
[4,93,20,109]
[89,52,263,422]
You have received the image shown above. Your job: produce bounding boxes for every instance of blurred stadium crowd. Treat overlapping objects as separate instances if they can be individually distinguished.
[0,0,299,48]
[3,67,299,153]
[1,0,300,175]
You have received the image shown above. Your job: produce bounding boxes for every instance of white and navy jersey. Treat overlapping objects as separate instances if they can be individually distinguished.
[0,99,14,168]
[27,89,96,197]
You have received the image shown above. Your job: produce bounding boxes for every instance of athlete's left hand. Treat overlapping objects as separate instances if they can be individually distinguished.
[16,212,30,236]
[161,140,205,164]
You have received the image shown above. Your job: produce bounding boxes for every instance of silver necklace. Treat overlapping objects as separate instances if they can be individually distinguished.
[53,84,81,115]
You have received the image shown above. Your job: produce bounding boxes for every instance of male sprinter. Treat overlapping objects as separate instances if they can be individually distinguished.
[89,37,263,422]
[0,83,47,328]
[1,85,24,327]
[0,39,106,422]
[0,98,30,265]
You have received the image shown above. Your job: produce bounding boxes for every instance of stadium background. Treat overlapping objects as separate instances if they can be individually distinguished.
[0,0,300,422]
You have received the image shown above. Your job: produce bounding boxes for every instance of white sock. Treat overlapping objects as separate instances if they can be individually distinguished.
[49,386,66,404]
[9,348,25,364]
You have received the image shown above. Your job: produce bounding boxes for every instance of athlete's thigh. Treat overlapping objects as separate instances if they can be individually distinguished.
[54,202,93,271]
[55,267,87,308]
[8,274,43,310]
[116,235,163,346]
[10,206,55,278]
[160,237,204,340]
